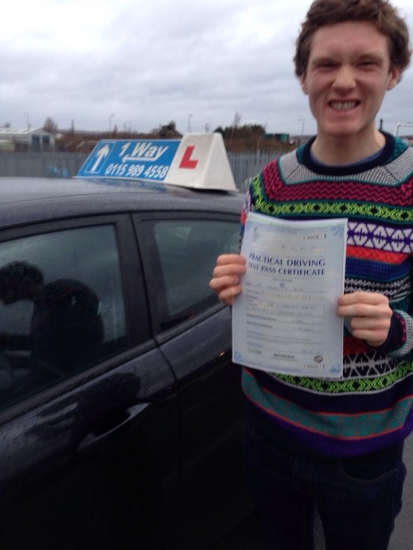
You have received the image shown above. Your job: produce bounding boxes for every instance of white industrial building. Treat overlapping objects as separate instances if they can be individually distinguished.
[0,127,55,152]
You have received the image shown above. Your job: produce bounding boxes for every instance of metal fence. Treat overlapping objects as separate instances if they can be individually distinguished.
[0,150,282,189]
[0,152,88,180]
[228,151,279,189]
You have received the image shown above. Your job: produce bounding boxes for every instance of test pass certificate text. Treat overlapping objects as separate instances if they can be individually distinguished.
[232,213,347,378]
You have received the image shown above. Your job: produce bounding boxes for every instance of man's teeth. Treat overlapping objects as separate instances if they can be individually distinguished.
[330,101,358,110]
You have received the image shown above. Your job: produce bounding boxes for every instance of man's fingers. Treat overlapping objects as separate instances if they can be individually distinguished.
[210,254,246,305]
[217,285,243,306]
[337,292,391,319]
[350,316,391,329]
[337,291,388,307]
[338,302,391,319]
[209,274,242,291]
[216,254,246,266]
[337,292,392,347]
[212,264,246,280]
[353,329,390,346]
[212,256,246,279]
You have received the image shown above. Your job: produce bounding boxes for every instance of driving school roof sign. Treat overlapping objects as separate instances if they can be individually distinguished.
[76,133,236,191]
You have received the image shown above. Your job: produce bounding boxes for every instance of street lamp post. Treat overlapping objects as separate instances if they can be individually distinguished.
[23,112,31,131]
[256,119,269,153]
[24,112,31,150]
[299,118,305,144]
[109,114,114,136]
[256,133,264,154]
[188,114,193,133]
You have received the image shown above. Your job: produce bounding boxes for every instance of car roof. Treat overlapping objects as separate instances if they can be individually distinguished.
[0,177,244,230]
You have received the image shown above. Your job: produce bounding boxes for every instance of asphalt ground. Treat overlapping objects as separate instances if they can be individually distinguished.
[208,433,413,550]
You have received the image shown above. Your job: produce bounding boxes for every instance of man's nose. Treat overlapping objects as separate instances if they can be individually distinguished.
[333,65,356,90]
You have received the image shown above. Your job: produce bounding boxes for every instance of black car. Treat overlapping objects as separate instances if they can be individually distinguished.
[0,176,252,550]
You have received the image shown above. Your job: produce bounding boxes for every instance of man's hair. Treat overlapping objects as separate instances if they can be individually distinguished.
[294,0,412,78]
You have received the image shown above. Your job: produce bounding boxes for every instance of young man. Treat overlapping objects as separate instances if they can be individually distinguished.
[209,1,413,548]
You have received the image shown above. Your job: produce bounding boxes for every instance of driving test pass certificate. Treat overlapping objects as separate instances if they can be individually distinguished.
[232,213,347,379]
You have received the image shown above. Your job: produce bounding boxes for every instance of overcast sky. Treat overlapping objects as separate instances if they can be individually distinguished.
[2,0,413,136]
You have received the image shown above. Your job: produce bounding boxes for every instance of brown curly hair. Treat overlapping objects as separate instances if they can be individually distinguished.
[294,0,411,79]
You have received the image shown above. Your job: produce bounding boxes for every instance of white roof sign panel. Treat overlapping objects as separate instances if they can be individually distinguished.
[76,133,236,191]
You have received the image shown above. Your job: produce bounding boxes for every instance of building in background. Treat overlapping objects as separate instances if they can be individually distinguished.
[0,128,55,152]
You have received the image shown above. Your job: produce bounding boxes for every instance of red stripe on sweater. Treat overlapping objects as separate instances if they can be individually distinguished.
[346,245,407,264]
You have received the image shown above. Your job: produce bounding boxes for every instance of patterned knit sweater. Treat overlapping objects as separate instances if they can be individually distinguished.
[241,132,413,457]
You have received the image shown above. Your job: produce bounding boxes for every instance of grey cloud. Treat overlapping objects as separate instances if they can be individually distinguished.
[1,0,412,136]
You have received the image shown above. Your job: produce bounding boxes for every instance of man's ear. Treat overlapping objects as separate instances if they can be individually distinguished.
[300,74,308,94]
[387,66,400,90]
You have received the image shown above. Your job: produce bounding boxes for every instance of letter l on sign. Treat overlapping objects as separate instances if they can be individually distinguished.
[179,145,199,169]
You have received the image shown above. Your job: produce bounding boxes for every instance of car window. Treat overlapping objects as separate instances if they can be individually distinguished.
[0,225,128,411]
[153,219,239,324]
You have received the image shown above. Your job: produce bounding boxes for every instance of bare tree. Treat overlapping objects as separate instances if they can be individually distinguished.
[232,112,242,128]
[43,117,58,134]
[229,112,242,150]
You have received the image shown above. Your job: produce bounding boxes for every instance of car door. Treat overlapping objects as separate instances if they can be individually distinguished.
[0,214,180,550]
[136,211,255,550]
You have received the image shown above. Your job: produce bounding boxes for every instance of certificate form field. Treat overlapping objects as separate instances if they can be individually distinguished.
[232,213,347,378]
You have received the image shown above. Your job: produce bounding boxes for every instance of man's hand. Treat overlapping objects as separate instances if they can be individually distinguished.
[337,292,392,347]
[209,254,246,306]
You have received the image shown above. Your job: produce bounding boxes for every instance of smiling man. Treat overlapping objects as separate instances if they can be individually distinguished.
[209,0,413,549]
[302,20,400,162]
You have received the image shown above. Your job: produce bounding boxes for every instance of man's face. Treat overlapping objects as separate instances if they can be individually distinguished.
[300,21,400,143]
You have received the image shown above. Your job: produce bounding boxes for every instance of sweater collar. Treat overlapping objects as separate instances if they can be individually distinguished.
[298,131,403,176]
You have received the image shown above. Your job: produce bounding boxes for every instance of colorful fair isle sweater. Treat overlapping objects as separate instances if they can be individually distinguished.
[241,132,413,457]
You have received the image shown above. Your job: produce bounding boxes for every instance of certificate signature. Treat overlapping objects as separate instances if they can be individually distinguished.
[232,213,347,378]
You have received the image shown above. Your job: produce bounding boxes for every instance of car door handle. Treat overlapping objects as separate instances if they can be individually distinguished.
[77,402,149,453]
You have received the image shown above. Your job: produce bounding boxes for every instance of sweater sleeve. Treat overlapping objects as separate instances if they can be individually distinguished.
[373,309,413,358]
[239,179,256,249]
